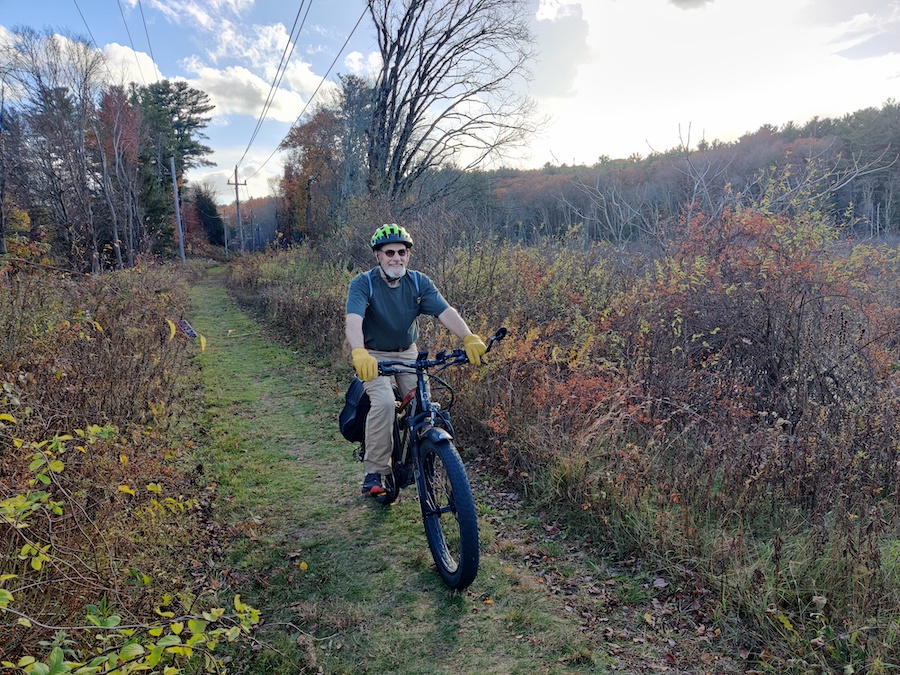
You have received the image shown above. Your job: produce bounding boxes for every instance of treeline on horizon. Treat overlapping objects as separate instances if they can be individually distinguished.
[481,99,900,243]
[271,93,900,257]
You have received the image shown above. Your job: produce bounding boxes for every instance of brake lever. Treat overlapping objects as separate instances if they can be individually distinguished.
[486,326,508,353]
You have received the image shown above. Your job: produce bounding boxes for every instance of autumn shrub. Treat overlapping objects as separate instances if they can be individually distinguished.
[0,262,196,433]
[0,262,245,668]
[429,239,628,467]
[576,210,900,669]
[225,247,352,356]
[430,212,900,670]
[604,209,900,521]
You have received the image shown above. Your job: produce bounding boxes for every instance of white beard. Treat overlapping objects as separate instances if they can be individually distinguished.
[383,265,407,280]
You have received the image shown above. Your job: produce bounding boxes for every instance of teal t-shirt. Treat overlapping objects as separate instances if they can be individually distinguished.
[346,268,450,351]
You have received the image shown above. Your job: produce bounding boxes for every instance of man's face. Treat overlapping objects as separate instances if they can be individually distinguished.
[377,245,409,279]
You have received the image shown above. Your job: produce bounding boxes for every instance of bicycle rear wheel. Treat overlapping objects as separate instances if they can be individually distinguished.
[417,438,479,589]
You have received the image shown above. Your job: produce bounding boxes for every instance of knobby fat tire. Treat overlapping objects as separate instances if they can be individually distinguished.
[418,437,480,590]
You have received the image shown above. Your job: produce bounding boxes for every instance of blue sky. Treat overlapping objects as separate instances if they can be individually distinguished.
[3,0,900,204]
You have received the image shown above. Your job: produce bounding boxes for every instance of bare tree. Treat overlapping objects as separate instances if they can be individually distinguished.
[365,0,537,209]
[3,28,106,271]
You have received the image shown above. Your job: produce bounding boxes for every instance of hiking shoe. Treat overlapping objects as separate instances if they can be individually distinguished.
[361,473,386,496]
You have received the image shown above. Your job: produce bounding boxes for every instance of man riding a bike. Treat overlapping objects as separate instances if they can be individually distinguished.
[345,224,487,497]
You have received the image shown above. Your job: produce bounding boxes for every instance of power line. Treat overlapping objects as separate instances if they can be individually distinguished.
[72,0,118,82]
[72,0,103,52]
[73,0,153,86]
[237,0,312,167]
[244,4,368,182]
[116,0,147,85]
[136,0,158,79]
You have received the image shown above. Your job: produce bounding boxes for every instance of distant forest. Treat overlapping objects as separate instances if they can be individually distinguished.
[275,98,900,252]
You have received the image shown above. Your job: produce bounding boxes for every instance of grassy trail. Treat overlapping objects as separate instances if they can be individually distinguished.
[187,267,740,674]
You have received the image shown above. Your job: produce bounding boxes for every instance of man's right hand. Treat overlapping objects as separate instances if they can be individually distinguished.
[351,348,378,382]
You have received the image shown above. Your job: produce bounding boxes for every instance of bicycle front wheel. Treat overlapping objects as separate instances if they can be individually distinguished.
[417,438,479,590]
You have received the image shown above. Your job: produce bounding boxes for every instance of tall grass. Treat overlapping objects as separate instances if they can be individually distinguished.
[233,210,900,670]
[225,246,353,356]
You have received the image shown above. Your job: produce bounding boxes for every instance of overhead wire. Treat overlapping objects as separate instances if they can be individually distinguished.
[72,0,103,53]
[73,0,157,86]
[72,0,119,82]
[136,0,158,76]
[116,0,147,85]
[243,4,368,181]
[237,0,312,167]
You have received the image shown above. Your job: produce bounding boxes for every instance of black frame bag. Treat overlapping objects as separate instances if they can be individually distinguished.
[339,377,370,442]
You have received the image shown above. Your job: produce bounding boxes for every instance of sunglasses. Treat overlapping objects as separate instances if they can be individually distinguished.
[381,248,409,258]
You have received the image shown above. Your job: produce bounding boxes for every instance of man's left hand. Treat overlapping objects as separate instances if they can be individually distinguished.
[463,333,487,366]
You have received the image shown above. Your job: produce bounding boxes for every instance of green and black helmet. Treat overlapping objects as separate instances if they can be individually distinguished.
[370,223,413,250]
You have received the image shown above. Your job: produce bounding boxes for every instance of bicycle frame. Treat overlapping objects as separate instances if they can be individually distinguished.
[370,328,507,589]
[378,350,457,493]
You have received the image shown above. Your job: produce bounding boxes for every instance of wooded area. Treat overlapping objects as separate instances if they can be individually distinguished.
[0,28,221,273]
[277,95,900,252]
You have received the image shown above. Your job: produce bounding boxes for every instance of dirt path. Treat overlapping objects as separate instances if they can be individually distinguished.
[188,267,744,674]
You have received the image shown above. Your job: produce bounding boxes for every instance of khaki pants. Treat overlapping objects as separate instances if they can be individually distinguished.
[362,345,419,475]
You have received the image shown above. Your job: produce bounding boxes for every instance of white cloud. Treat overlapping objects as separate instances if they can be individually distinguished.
[102,43,163,86]
[180,58,307,122]
[532,2,593,98]
[129,0,254,30]
[344,50,382,78]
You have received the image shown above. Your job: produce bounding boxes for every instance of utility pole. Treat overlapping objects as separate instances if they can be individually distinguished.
[0,87,7,255]
[223,215,229,260]
[169,156,185,266]
[305,173,318,243]
[228,165,247,254]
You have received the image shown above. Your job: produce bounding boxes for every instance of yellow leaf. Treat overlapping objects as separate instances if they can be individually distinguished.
[91,320,103,332]
[643,612,654,625]
[234,595,246,612]
[199,334,207,353]
[16,617,31,628]
[774,612,797,635]
[171,621,184,635]
[0,413,16,424]
[147,483,162,493]
[120,454,129,466]
[118,485,135,496]
[166,319,176,342]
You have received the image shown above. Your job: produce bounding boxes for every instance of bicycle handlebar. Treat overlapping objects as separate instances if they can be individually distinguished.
[377,327,507,376]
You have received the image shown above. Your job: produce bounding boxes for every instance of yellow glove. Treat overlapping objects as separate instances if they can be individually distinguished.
[352,348,378,382]
[463,333,487,366]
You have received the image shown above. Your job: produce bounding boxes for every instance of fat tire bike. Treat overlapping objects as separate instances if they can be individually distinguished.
[358,328,507,590]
